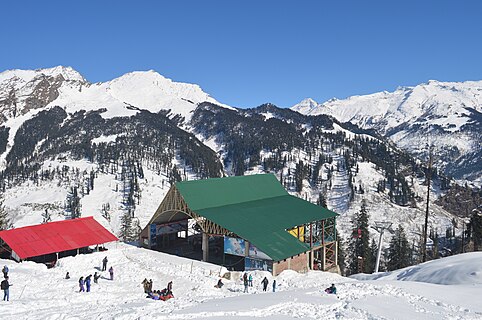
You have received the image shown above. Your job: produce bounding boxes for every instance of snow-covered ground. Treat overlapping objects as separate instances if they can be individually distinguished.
[1,242,481,319]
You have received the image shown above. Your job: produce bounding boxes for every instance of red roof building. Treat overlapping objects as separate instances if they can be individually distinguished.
[0,217,118,261]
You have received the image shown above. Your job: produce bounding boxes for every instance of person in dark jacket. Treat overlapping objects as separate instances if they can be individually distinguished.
[65,272,70,279]
[102,257,108,271]
[167,281,173,294]
[272,279,277,292]
[94,272,100,284]
[1,276,11,301]
[79,277,85,292]
[261,277,269,291]
[2,265,8,278]
[109,266,114,280]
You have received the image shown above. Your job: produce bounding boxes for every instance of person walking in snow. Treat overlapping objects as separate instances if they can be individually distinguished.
[85,275,92,292]
[261,277,269,292]
[102,256,108,271]
[243,273,249,293]
[2,265,8,278]
[167,281,173,294]
[1,276,11,301]
[79,276,85,292]
[65,272,70,279]
[109,266,114,280]
[272,279,276,292]
[94,272,100,284]
[248,274,253,287]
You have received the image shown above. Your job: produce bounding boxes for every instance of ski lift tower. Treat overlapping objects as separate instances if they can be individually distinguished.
[372,221,393,273]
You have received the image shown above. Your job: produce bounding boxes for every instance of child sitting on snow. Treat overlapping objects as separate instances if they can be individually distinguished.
[325,283,337,294]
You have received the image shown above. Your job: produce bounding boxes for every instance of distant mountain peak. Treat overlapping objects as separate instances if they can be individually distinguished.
[291,98,319,114]
[0,65,86,84]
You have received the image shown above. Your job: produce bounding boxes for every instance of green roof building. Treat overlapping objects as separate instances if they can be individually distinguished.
[140,174,339,275]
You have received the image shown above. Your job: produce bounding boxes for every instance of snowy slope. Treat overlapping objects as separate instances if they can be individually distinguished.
[0,242,481,319]
[351,251,482,285]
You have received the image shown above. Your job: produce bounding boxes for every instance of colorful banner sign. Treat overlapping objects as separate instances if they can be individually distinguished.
[150,224,157,246]
[245,257,273,272]
[248,243,271,260]
[223,236,246,257]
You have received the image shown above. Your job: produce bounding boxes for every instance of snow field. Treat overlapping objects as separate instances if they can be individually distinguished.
[1,243,481,319]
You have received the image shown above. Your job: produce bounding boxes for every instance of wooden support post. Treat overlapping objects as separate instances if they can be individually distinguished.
[322,246,326,271]
[202,232,209,262]
[322,220,325,245]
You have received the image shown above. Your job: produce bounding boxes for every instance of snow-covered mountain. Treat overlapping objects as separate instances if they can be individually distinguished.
[0,66,479,269]
[0,66,227,123]
[292,80,482,186]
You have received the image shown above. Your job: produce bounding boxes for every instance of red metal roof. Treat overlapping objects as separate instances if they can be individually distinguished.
[0,217,118,260]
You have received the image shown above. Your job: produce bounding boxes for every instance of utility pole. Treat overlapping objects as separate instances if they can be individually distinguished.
[422,147,433,262]
[372,221,392,273]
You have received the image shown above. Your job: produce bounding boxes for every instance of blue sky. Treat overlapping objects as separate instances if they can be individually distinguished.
[1,1,481,108]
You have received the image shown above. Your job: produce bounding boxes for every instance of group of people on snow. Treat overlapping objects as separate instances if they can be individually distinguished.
[241,273,276,293]
[70,256,113,293]
[1,265,11,301]
[145,280,174,301]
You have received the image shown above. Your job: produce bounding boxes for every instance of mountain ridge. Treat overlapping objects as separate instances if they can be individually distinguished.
[292,79,482,185]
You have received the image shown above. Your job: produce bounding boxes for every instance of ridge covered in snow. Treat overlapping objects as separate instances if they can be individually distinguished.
[291,80,482,184]
[0,66,230,123]
[292,80,482,132]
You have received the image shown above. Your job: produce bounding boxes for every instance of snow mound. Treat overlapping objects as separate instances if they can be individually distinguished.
[351,252,482,285]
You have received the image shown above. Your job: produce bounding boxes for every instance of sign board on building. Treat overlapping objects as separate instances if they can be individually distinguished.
[248,243,271,260]
[223,236,245,257]
[245,257,273,272]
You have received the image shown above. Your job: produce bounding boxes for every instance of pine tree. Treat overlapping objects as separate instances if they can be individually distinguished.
[66,186,81,219]
[42,208,51,223]
[337,230,346,275]
[119,209,133,241]
[0,197,12,230]
[387,225,411,271]
[348,199,371,274]
[470,210,482,251]
[101,203,111,222]
[317,192,327,208]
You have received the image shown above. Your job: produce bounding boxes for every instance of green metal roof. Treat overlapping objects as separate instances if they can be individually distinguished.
[176,174,338,261]
[176,174,287,211]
